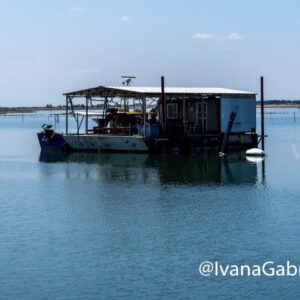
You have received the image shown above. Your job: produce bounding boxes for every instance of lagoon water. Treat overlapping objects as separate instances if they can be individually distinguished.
[1,109,300,299]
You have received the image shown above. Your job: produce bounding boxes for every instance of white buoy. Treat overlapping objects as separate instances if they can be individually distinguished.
[246,148,265,156]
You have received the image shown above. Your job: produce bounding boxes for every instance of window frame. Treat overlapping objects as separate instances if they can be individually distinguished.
[167,103,178,119]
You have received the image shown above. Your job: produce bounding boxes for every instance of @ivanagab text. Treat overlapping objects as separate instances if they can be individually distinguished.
[199,261,300,277]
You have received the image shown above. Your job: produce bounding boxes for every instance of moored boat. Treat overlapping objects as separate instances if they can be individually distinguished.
[37,124,67,151]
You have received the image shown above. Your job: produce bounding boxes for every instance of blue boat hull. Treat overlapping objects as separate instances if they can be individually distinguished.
[37,132,67,151]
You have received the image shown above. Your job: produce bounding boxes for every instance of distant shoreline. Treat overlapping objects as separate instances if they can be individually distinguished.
[0,106,81,114]
[1,104,300,115]
[257,104,300,108]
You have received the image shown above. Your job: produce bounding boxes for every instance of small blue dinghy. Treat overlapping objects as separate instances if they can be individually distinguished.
[37,124,67,151]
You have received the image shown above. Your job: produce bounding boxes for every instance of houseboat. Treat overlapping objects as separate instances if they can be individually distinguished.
[37,79,258,153]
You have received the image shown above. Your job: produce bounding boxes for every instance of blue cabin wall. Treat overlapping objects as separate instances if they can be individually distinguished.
[220,96,256,133]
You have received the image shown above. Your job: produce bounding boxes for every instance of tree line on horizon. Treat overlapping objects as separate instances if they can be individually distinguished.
[256,100,300,104]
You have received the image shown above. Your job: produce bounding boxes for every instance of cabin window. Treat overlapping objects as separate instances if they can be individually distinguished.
[167,103,178,119]
[196,102,207,132]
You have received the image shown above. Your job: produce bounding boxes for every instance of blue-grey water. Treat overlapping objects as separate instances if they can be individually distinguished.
[1,109,300,299]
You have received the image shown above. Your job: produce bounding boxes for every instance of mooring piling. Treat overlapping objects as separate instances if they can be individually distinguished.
[261,76,265,151]
[161,76,166,136]
[66,96,69,134]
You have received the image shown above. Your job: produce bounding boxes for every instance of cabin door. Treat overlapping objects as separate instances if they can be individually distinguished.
[196,101,207,133]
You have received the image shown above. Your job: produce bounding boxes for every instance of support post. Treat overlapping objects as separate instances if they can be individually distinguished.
[85,96,89,134]
[201,98,205,133]
[66,96,69,134]
[161,76,166,136]
[261,76,265,151]
[103,97,107,117]
[143,97,146,137]
[183,95,186,135]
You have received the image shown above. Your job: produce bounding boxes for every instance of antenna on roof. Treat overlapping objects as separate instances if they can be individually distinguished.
[121,75,136,86]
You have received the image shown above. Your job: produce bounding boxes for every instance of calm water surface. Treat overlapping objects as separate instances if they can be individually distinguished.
[1,109,300,299]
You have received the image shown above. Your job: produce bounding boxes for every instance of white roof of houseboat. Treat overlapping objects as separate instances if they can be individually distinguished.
[105,86,255,95]
[64,85,255,97]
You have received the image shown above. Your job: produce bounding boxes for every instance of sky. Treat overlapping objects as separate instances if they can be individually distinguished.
[1,0,300,106]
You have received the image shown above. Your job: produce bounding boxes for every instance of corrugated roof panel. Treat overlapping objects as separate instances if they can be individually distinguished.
[64,85,256,96]
[104,86,255,95]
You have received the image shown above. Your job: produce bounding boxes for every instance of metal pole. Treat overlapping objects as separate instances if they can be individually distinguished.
[85,97,88,134]
[183,95,186,135]
[103,97,107,117]
[143,97,146,137]
[76,113,79,134]
[260,76,265,151]
[66,96,68,134]
[161,76,166,136]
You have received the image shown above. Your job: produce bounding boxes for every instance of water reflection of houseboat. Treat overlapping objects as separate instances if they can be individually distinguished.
[39,151,259,186]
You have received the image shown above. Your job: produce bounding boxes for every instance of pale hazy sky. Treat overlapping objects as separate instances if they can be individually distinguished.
[1,0,300,106]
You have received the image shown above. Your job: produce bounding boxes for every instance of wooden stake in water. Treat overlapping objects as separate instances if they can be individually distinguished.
[161,76,166,136]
